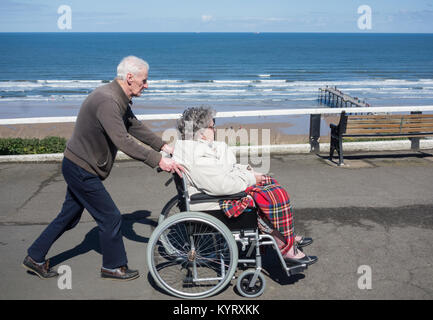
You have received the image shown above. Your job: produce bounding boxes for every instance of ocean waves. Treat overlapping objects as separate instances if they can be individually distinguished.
[1,78,433,105]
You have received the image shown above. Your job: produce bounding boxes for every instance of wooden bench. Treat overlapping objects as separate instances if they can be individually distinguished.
[329,111,433,165]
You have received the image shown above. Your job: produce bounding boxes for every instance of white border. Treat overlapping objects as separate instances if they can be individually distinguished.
[1,106,433,125]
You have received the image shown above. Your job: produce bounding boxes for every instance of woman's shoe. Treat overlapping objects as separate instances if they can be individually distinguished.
[284,255,318,266]
[296,237,313,248]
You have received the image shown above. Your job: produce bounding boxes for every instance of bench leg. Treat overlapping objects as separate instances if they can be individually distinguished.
[309,114,321,154]
[337,137,344,166]
[330,135,344,165]
[329,139,335,160]
[410,137,420,151]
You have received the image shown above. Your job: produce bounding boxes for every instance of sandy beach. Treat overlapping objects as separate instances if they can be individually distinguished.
[0,115,336,145]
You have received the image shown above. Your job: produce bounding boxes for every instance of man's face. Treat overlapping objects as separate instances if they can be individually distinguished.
[128,69,148,97]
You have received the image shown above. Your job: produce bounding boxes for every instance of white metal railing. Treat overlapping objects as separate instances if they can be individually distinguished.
[1,106,433,125]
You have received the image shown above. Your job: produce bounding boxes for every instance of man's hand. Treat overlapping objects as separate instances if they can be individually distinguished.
[161,144,174,155]
[158,157,184,176]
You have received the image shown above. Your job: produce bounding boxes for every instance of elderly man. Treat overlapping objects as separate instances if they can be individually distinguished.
[22,56,183,281]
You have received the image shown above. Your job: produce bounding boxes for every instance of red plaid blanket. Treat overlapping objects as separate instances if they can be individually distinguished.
[219,176,295,252]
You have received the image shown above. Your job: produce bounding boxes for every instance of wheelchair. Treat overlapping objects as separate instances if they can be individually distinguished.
[146,172,309,299]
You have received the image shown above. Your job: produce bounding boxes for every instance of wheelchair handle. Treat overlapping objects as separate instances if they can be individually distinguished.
[156,151,173,173]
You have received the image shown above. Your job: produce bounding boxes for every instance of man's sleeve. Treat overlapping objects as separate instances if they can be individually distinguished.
[124,106,166,152]
[96,100,162,168]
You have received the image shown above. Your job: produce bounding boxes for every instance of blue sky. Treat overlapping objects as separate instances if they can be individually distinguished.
[1,0,432,32]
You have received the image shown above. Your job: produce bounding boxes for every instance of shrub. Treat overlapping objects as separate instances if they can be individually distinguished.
[0,136,66,155]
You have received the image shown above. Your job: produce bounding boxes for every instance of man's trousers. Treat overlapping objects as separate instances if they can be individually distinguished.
[27,157,128,269]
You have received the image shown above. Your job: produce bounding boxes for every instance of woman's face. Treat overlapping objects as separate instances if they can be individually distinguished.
[200,119,216,141]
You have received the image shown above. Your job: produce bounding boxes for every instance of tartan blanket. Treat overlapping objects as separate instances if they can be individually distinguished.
[219,176,295,252]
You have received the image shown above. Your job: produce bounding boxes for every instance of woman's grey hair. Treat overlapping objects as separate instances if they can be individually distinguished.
[117,56,149,80]
[177,106,216,139]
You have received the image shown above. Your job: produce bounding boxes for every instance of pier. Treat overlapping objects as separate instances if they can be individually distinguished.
[318,86,370,108]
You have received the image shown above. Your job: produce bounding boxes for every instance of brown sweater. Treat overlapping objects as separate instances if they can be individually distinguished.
[64,79,164,180]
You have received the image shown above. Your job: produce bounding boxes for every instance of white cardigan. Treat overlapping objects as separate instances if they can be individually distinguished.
[172,139,256,211]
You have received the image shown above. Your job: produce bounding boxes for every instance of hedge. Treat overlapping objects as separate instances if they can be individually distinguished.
[0,137,67,155]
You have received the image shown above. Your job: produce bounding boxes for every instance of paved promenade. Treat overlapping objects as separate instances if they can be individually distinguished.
[1,150,433,300]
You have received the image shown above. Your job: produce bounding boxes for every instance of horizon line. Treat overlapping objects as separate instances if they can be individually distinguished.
[1,31,433,34]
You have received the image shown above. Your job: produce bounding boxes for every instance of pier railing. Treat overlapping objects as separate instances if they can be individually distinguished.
[1,105,433,153]
[318,86,370,108]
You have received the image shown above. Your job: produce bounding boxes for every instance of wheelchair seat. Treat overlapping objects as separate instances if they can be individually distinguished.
[203,209,258,231]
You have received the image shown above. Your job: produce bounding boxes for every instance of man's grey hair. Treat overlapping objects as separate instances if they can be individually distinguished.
[177,106,216,140]
[117,56,149,80]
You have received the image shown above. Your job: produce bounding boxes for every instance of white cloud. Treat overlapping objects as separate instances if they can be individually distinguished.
[201,14,213,22]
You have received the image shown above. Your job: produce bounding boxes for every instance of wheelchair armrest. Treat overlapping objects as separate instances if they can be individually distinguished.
[190,191,248,204]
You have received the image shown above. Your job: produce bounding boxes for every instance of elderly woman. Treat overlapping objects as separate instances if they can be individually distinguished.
[172,106,317,265]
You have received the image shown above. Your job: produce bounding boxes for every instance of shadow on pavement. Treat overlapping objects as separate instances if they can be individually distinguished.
[146,272,177,298]
[49,210,156,268]
[146,245,307,299]
[318,150,433,163]
[261,249,306,286]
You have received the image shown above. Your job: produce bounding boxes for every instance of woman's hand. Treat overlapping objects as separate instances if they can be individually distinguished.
[254,172,266,185]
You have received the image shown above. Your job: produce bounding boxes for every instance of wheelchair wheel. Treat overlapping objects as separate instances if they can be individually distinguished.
[147,211,238,299]
[158,195,182,224]
[236,270,266,298]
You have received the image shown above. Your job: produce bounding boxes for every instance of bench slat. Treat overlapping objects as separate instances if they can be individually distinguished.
[344,134,433,138]
[347,123,433,130]
[347,117,433,123]
[348,114,433,120]
[349,120,402,125]
[399,128,433,133]
[401,123,433,128]
[348,124,403,129]
[346,129,404,134]
[346,128,433,134]
[346,126,433,133]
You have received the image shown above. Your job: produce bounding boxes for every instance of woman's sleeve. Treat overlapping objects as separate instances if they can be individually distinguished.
[189,144,256,195]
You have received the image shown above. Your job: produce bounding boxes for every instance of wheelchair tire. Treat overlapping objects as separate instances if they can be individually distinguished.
[236,270,266,298]
[147,211,239,299]
[158,195,183,255]
[158,195,182,224]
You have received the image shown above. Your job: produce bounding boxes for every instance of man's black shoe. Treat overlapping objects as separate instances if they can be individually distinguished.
[101,266,140,281]
[22,255,59,279]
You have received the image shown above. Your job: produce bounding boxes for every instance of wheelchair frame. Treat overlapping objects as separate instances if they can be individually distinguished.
[146,173,308,299]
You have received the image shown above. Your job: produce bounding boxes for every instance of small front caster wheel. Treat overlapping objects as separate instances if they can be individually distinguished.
[236,270,266,298]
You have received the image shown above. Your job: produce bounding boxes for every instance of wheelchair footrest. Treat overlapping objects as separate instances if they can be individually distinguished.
[286,264,307,276]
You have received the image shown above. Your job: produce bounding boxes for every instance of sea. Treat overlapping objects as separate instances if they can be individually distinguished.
[0,32,433,119]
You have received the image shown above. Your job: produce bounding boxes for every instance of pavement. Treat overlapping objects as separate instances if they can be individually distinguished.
[1,149,433,300]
